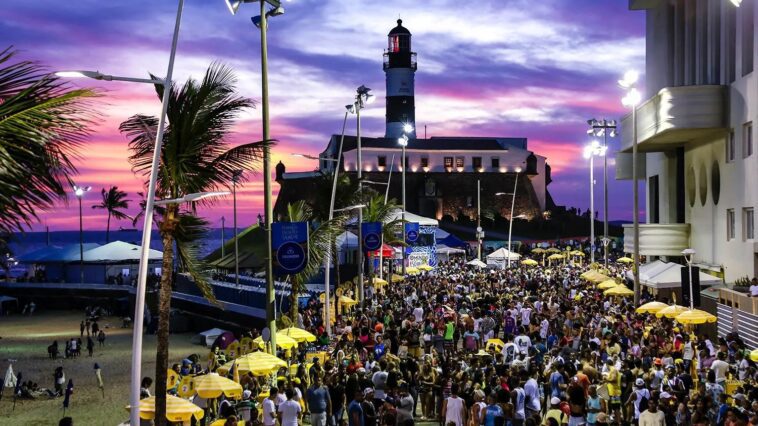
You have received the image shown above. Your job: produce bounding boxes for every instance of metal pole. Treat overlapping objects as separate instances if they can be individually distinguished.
[688,261,694,310]
[603,130,609,268]
[590,153,595,264]
[402,145,407,274]
[233,179,239,286]
[632,104,640,305]
[260,0,277,353]
[324,110,349,336]
[356,97,364,305]
[507,173,518,268]
[79,195,84,284]
[477,179,481,261]
[379,155,395,281]
[221,217,226,257]
[130,1,183,424]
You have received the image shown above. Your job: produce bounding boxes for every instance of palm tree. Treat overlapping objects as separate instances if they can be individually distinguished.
[281,200,345,322]
[120,63,266,425]
[91,186,131,243]
[0,47,97,234]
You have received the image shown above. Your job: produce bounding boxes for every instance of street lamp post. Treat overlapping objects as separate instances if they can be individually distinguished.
[620,70,642,305]
[232,170,243,287]
[476,179,482,261]
[398,124,413,274]
[583,141,608,265]
[587,119,617,268]
[221,217,226,257]
[225,0,285,355]
[507,169,521,268]
[57,0,180,416]
[682,248,696,309]
[354,85,374,305]
[73,185,91,283]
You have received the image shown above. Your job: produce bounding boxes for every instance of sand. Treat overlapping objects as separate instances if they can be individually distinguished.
[0,310,201,425]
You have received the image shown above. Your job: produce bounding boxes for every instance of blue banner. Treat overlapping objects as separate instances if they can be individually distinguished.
[272,222,309,274]
[361,222,383,251]
[405,222,419,243]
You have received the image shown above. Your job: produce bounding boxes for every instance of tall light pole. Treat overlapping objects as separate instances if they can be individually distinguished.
[354,85,374,304]
[587,119,617,268]
[620,70,642,305]
[398,123,413,274]
[507,169,521,268]
[73,185,91,283]
[232,170,243,286]
[221,217,226,257]
[682,248,696,309]
[61,2,183,422]
[225,0,285,355]
[476,180,483,261]
[583,141,607,265]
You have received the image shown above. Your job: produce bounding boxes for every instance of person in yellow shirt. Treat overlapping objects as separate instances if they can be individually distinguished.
[604,359,622,423]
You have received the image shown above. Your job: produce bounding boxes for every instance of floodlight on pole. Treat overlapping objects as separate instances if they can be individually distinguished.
[587,118,617,268]
[55,70,164,85]
[73,185,91,284]
[618,70,639,89]
[354,84,373,305]
[730,0,742,6]
[583,141,606,264]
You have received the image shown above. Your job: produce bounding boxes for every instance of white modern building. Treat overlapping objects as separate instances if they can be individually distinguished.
[621,0,757,282]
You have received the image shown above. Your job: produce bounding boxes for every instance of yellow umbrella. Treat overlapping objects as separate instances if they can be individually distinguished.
[531,248,546,254]
[405,266,420,275]
[603,285,634,297]
[371,277,388,285]
[254,333,298,350]
[418,264,434,271]
[617,257,634,264]
[279,327,317,343]
[339,295,359,307]
[750,349,758,362]
[597,279,619,290]
[547,254,564,261]
[217,351,287,376]
[521,259,538,266]
[675,309,717,325]
[655,304,689,319]
[546,247,562,254]
[570,250,585,257]
[239,336,254,354]
[636,301,669,314]
[390,274,404,283]
[193,373,243,399]
[128,394,204,423]
[166,369,180,389]
[485,338,505,353]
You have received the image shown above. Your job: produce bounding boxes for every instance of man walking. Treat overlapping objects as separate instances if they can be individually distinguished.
[307,374,332,426]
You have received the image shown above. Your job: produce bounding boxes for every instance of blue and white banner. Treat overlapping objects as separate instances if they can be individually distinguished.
[361,222,383,251]
[272,222,308,275]
[405,222,419,243]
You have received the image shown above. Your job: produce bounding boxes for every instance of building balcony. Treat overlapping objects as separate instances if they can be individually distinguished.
[620,85,728,153]
[623,223,690,257]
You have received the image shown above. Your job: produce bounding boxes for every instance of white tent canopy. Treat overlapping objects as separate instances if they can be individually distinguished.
[628,261,723,289]
[466,259,487,268]
[384,210,439,226]
[337,231,358,249]
[486,248,521,261]
[82,241,162,263]
[193,328,228,347]
[437,244,466,255]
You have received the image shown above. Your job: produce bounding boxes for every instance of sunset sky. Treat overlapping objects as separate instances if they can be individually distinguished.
[2,0,646,231]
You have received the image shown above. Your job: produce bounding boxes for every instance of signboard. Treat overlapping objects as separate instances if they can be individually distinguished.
[361,222,382,251]
[405,222,419,243]
[681,266,701,308]
[272,222,308,274]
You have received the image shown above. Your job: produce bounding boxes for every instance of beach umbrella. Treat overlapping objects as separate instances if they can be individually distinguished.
[597,280,619,290]
[418,264,434,271]
[405,266,420,275]
[655,304,689,319]
[390,274,404,283]
[62,379,73,415]
[176,375,196,398]
[94,363,104,398]
[166,369,180,390]
[546,247,562,254]
[603,285,634,297]
[278,327,317,343]
[193,373,243,399]
[466,259,487,268]
[750,349,758,362]
[521,259,538,266]
[531,248,546,254]
[636,301,669,314]
[254,333,298,350]
[3,364,17,392]
[617,257,634,264]
[570,250,585,257]
[217,351,287,376]
[339,295,359,308]
[128,394,204,423]
[675,309,717,325]
[547,254,564,261]
[239,336,254,355]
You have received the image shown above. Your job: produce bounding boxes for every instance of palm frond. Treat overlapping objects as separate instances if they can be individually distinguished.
[173,212,218,306]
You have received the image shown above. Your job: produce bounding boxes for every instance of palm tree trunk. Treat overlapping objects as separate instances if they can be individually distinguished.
[106,212,111,243]
[289,276,299,326]
[332,240,340,290]
[154,206,177,426]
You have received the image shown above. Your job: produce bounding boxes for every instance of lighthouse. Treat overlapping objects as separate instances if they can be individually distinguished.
[384,19,417,139]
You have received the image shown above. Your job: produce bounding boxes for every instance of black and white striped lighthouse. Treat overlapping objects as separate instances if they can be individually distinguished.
[384,19,417,139]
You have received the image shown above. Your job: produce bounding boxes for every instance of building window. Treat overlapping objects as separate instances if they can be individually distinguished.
[378,156,387,168]
[491,157,500,169]
[743,122,753,158]
[444,157,453,169]
[727,209,736,241]
[455,157,464,169]
[727,130,736,162]
[420,157,429,168]
[472,157,482,171]
[745,208,755,240]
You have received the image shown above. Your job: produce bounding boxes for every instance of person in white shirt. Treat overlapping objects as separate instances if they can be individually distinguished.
[750,279,758,296]
[520,306,532,327]
[278,388,302,426]
[262,386,280,426]
[413,303,424,323]
[523,370,541,417]
[737,351,750,381]
[514,331,532,354]
[638,399,665,426]
[710,352,730,385]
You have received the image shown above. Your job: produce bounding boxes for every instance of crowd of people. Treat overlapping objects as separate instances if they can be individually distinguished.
[148,256,758,426]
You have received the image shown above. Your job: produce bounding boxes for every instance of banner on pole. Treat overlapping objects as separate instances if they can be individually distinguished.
[405,222,419,243]
[362,222,383,251]
[272,222,309,275]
